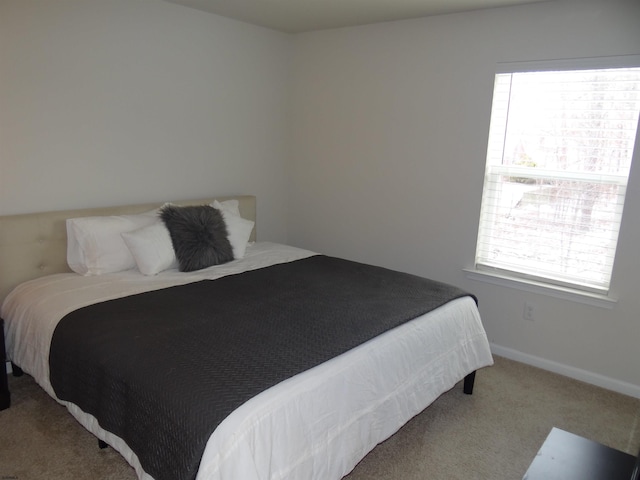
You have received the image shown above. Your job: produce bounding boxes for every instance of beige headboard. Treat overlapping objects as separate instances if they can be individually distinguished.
[0,195,256,305]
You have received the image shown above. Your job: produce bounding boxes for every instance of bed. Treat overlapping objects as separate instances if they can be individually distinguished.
[0,195,493,480]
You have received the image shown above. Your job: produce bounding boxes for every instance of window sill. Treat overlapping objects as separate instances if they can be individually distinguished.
[462,268,617,309]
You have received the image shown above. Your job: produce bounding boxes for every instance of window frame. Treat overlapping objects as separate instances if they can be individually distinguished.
[467,55,640,307]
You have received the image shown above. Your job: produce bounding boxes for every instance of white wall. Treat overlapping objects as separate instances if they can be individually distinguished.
[289,0,640,394]
[0,0,291,242]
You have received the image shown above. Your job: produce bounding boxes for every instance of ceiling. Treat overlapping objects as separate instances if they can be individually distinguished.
[163,0,549,33]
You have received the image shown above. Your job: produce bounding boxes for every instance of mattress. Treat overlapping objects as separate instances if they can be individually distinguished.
[2,242,494,480]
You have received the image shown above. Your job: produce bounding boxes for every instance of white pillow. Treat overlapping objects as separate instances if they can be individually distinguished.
[122,221,178,275]
[212,200,254,259]
[66,210,158,275]
[213,199,240,217]
[221,211,254,259]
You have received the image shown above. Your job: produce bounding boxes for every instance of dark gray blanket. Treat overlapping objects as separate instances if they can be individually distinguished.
[49,255,474,480]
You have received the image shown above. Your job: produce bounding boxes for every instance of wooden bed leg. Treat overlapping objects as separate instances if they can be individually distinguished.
[98,440,108,449]
[11,363,24,377]
[463,371,476,395]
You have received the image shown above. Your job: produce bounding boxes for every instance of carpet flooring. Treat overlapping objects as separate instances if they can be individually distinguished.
[1,355,639,479]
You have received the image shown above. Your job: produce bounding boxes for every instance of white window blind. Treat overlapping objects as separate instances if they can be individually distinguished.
[475,66,640,294]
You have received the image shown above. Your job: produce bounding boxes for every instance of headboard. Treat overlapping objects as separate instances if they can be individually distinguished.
[0,195,256,305]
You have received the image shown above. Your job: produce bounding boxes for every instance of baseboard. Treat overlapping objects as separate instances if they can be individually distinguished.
[490,343,640,399]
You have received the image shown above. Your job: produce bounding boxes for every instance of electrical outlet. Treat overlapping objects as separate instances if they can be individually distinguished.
[523,302,535,321]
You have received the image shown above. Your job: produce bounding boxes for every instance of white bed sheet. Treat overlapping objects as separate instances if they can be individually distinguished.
[2,242,493,480]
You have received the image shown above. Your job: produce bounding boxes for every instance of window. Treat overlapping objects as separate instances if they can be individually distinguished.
[475,61,640,295]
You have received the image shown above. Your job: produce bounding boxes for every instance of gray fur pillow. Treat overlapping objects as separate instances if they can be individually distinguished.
[160,205,234,272]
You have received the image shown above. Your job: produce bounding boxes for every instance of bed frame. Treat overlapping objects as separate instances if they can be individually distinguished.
[1,194,483,480]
